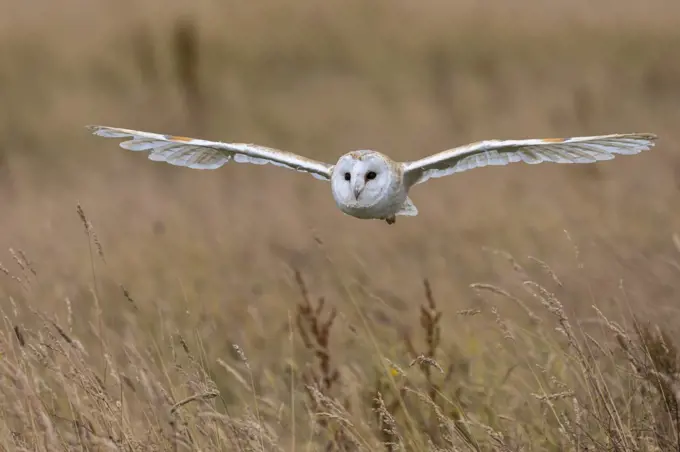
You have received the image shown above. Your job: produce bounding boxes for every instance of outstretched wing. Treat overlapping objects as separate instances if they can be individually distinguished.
[86,125,334,181]
[401,133,657,186]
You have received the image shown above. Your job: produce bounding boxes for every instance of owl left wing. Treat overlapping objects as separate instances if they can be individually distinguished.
[87,125,334,181]
[401,133,657,187]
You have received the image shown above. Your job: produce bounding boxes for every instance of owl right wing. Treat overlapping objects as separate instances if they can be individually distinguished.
[401,133,657,187]
[87,125,334,181]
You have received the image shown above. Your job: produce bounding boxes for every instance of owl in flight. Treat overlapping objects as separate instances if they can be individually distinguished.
[87,125,656,225]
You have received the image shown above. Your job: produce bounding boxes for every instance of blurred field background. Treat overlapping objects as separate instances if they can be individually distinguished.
[1,0,680,450]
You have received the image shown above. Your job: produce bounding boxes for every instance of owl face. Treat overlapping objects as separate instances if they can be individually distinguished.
[330,150,402,219]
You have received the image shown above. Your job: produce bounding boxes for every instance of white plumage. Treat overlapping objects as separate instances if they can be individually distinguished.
[87,125,657,225]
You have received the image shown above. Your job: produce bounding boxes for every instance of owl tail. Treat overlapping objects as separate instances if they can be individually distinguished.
[396,197,418,217]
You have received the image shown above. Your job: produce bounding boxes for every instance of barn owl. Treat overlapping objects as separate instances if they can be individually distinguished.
[86,125,656,225]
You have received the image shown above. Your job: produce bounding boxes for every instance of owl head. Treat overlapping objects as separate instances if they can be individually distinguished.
[330,150,397,210]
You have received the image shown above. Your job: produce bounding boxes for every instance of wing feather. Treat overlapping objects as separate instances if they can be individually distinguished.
[86,125,334,180]
[402,133,657,186]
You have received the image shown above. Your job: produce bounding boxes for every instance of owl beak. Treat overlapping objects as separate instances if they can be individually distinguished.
[353,185,363,200]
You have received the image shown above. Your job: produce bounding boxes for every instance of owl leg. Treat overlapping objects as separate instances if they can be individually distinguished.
[385,215,396,225]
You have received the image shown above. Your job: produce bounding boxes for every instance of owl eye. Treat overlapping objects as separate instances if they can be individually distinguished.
[344,172,351,181]
[366,171,377,180]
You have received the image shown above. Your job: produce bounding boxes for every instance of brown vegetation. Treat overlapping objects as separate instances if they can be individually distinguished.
[1,0,680,450]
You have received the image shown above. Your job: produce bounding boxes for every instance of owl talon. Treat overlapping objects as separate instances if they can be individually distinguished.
[385,216,396,225]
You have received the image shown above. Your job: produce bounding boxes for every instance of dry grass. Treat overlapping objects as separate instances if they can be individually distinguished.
[1,0,680,450]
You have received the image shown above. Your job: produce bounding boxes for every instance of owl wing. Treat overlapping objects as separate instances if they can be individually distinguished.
[401,133,657,187]
[86,125,334,181]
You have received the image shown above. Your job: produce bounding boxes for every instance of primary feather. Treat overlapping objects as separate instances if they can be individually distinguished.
[86,125,334,181]
[402,133,657,186]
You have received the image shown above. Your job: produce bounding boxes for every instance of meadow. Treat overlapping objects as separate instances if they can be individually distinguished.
[1,0,680,450]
